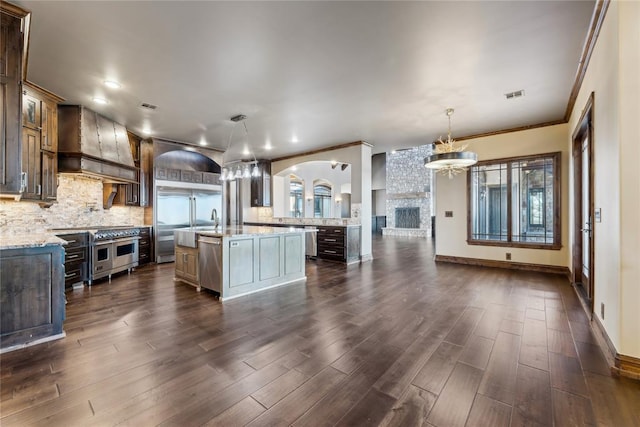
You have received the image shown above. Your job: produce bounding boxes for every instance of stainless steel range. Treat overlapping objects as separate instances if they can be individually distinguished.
[90,228,140,284]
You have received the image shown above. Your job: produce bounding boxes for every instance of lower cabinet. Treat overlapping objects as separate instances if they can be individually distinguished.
[175,245,198,286]
[138,227,153,265]
[56,232,89,290]
[0,244,65,350]
[317,225,361,264]
[229,238,254,287]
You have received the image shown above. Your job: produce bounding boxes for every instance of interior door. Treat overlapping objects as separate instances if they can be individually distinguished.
[572,93,595,310]
[580,134,592,298]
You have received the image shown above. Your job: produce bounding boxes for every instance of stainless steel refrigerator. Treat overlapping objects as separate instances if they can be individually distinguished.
[155,185,222,263]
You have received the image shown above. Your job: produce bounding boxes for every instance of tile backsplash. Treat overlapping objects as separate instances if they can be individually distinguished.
[0,175,145,234]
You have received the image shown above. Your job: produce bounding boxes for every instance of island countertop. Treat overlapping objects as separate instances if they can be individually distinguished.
[181,225,314,238]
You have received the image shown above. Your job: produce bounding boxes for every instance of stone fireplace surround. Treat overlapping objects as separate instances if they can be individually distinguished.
[382,145,432,238]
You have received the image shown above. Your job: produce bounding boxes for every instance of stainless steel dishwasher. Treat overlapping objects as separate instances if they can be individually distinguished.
[198,236,222,294]
[305,226,317,258]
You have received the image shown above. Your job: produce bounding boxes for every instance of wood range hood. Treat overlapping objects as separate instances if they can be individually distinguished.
[57,105,138,184]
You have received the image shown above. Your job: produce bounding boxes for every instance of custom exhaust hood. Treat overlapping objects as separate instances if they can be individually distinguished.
[57,105,138,183]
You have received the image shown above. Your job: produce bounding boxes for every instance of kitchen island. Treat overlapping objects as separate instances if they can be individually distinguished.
[0,233,66,352]
[174,226,307,301]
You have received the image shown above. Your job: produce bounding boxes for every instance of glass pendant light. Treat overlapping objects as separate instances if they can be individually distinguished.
[251,163,260,177]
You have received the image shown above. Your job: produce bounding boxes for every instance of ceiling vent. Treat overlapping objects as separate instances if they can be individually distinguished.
[140,102,157,110]
[505,90,525,100]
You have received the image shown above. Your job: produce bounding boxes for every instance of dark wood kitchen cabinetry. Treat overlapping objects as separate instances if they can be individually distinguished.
[137,226,153,265]
[0,4,28,197]
[121,131,151,207]
[56,232,89,290]
[0,244,65,350]
[317,225,361,264]
[20,82,63,203]
[250,160,271,207]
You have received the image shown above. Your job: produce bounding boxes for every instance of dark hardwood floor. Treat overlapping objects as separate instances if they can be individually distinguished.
[2,235,639,426]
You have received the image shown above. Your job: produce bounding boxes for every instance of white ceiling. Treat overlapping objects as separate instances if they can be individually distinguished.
[17,0,595,160]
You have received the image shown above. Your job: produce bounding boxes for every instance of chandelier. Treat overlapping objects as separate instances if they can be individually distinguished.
[424,108,477,178]
[219,114,260,181]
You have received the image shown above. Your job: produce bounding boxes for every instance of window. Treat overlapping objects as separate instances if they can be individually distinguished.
[289,180,304,218]
[468,152,560,249]
[314,184,332,218]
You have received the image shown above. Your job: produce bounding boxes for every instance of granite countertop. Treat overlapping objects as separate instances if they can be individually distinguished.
[1,225,153,250]
[245,220,361,228]
[180,225,311,239]
[0,233,67,250]
[48,225,151,233]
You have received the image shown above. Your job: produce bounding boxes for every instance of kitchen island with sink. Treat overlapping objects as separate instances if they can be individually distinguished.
[174,226,307,301]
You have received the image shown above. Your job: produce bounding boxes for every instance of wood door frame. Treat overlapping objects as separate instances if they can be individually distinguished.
[572,92,595,314]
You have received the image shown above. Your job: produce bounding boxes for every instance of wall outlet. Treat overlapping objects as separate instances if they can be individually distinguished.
[506,253,511,260]
[445,211,453,218]
[601,302,605,319]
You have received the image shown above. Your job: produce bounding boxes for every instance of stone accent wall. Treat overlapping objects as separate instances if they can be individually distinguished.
[383,145,433,238]
[0,175,145,234]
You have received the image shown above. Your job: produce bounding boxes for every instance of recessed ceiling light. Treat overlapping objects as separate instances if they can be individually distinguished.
[291,135,299,143]
[242,147,250,156]
[391,150,397,154]
[292,166,297,171]
[92,97,108,104]
[265,144,273,150]
[104,80,121,89]
[199,141,207,146]
[142,128,151,135]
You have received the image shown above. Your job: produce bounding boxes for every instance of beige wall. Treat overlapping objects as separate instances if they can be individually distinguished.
[435,0,640,359]
[568,0,640,358]
[435,123,570,267]
[0,175,145,234]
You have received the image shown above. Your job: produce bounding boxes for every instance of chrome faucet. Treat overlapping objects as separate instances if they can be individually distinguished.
[211,208,219,227]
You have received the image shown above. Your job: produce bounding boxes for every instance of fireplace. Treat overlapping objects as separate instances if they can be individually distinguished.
[395,207,420,229]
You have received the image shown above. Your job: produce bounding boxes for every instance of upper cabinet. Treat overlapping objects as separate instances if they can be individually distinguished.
[251,160,271,207]
[20,82,63,202]
[0,6,27,197]
[1,3,63,203]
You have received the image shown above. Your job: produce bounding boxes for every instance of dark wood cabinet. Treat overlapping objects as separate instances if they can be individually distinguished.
[0,244,65,350]
[155,167,181,182]
[203,172,220,185]
[41,150,57,201]
[250,160,271,207]
[317,225,361,264]
[21,126,41,199]
[56,232,89,289]
[20,82,62,202]
[42,99,58,152]
[122,131,143,206]
[138,226,153,265]
[181,170,203,184]
[0,7,26,196]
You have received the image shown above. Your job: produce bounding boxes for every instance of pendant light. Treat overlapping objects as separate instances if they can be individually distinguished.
[424,108,478,178]
[219,114,260,182]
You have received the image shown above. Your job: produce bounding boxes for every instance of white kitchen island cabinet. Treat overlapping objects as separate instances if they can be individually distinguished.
[174,226,307,301]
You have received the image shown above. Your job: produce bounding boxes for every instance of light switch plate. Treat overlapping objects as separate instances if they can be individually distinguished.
[445,211,453,218]
[595,208,601,222]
